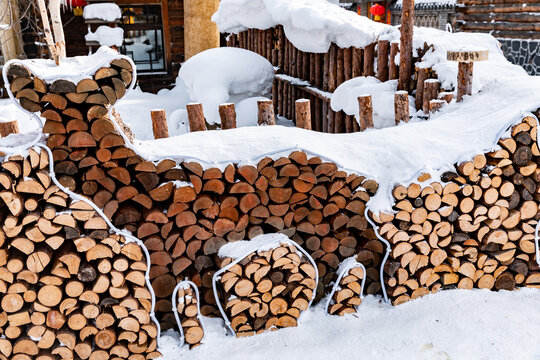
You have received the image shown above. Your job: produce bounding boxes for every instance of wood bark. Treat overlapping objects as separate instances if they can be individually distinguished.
[394,91,409,125]
[257,100,275,126]
[457,62,474,102]
[377,40,390,82]
[398,0,414,91]
[186,103,207,132]
[219,103,237,130]
[150,109,169,139]
[295,99,311,130]
[358,95,374,131]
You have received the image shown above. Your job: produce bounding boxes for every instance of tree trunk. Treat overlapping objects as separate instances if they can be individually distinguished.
[398,0,414,91]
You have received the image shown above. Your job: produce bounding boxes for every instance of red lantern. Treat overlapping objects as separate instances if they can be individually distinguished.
[69,0,87,16]
[369,4,386,22]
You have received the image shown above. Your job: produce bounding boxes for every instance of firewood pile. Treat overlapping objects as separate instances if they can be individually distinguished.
[215,237,317,337]
[326,258,365,316]
[6,62,383,331]
[372,115,540,305]
[0,148,159,359]
[174,282,204,348]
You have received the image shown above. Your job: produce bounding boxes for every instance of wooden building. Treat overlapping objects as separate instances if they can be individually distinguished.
[455,0,540,75]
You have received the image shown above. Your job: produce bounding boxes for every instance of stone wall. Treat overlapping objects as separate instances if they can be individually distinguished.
[499,38,540,76]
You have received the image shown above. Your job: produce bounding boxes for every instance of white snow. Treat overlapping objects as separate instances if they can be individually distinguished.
[178,47,275,125]
[0,99,41,133]
[218,233,290,260]
[85,26,124,47]
[12,46,122,84]
[158,288,540,360]
[213,0,390,53]
[83,3,122,22]
[133,76,540,213]
[331,77,415,128]
[395,0,456,6]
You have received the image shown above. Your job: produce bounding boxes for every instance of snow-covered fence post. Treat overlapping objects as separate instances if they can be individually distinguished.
[295,99,311,130]
[363,43,375,77]
[219,103,237,129]
[439,92,454,103]
[186,103,207,132]
[389,41,400,80]
[447,48,488,102]
[358,95,374,131]
[429,99,445,113]
[151,109,169,139]
[398,0,414,91]
[422,79,440,113]
[394,91,409,125]
[257,99,275,126]
[415,67,429,110]
[377,40,390,82]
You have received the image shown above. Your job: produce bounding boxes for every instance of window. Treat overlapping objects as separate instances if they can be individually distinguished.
[119,4,166,73]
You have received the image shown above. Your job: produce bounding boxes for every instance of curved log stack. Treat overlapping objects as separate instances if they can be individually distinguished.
[6,63,383,330]
[373,115,540,305]
[0,149,159,359]
[326,259,365,316]
[174,283,204,348]
[216,241,317,337]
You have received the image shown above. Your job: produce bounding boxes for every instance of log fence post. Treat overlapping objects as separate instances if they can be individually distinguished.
[389,41,399,80]
[295,99,311,130]
[219,103,237,129]
[363,43,375,77]
[429,99,445,113]
[398,0,414,91]
[415,67,429,111]
[377,40,389,82]
[439,92,454,103]
[422,79,440,114]
[394,91,409,125]
[186,103,207,132]
[358,95,374,131]
[257,99,276,126]
[447,48,488,102]
[150,109,169,139]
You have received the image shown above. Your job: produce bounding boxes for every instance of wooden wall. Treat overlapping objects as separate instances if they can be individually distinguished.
[456,0,540,39]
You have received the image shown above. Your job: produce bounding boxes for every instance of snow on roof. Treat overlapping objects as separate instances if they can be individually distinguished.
[394,0,456,8]
[83,3,122,22]
[14,46,121,84]
[133,76,540,213]
[85,26,124,47]
[212,0,390,52]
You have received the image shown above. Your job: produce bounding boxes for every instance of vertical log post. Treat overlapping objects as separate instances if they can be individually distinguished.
[377,40,390,82]
[415,67,429,111]
[328,44,338,92]
[352,47,362,78]
[358,95,374,131]
[336,47,344,87]
[295,99,312,130]
[447,49,488,102]
[0,120,20,137]
[422,79,440,113]
[150,109,169,139]
[186,103,207,132]
[258,100,276,126]
[219,103,237,129]
[398,0,414,91]
[344,47,352,82]
[429,99,445,113]
[389,41,400,80]
[394,91,409,125]
[363,43,375,77]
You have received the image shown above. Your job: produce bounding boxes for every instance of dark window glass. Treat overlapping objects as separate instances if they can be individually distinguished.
[119,4,166,73]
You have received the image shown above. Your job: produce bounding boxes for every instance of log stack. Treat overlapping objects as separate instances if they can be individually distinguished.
[6,63,383,330]
[327,259,365,316]
[175,283,204,348]
[216,241,317,337]
[0,149,159,359]
[373,115,540,305]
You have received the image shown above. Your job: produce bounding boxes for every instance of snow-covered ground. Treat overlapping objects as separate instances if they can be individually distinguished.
[159,288,540,360]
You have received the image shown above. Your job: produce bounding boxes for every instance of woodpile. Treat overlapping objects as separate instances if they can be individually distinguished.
[326,258,365,316]
[0,149,159,359]
[6,63,383,331]
[215,241,317,337]
[174,282,204,348]
[373,115,540,305]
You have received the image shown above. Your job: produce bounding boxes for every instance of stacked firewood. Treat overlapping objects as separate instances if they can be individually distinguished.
[7,62,383,328]
[327,259,364,316]
[175,283,204,348]
[216,241,317,337]
[374,115,540,305]
[0,148,159,359]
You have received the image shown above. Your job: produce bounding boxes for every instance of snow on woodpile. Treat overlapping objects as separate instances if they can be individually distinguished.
[133,76,540,212]
[218,233,290,260]
[213,0,390,52]
[83,3,122,22]
[178,47,274,125]
[85,26,124,47]
[12,46,121,84]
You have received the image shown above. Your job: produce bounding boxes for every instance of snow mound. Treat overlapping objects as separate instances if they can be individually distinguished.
[218,233,290,260]
[159,288,540,359]
[12,46,121,84]
[178,47,274,125]
[213,0,390,52]
[85,26,124,47]
[331,77,414,129]
[83,3,122,22]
